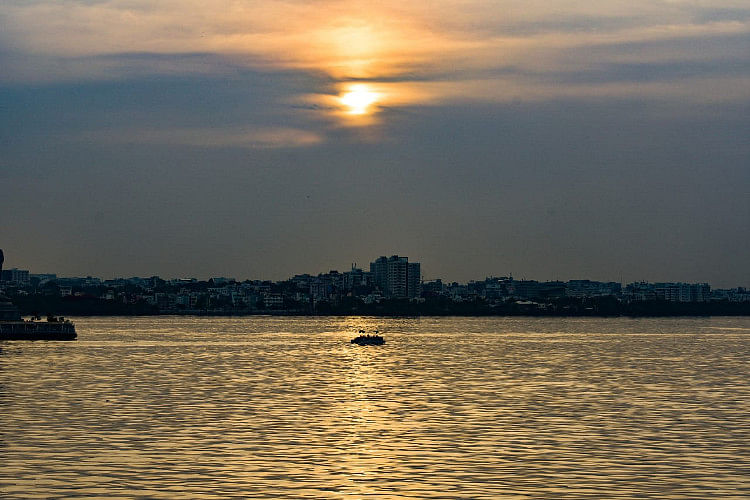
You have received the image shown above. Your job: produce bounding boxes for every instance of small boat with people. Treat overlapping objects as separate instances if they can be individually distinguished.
[351,329,385,346]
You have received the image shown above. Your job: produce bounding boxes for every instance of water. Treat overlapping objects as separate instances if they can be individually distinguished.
[1,316,749,499]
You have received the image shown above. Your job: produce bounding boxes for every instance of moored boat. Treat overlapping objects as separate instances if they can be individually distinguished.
[0,320,77,341]
[0,293,77,341]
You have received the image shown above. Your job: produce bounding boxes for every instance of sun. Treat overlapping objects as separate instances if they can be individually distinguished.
[339,84,379,115]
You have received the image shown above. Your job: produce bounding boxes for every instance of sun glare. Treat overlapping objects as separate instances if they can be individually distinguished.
[339,84,379,115]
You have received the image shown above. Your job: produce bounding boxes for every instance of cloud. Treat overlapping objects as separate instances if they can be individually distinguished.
[66,126,323,149]
[1,0,749,112]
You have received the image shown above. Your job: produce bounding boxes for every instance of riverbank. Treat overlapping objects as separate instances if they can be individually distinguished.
[11,295,750,317]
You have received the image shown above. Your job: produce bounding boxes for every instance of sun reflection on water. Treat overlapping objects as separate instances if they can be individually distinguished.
[3,316,750,497]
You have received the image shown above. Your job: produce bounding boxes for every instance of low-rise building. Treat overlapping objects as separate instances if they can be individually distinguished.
[1,268,30,285]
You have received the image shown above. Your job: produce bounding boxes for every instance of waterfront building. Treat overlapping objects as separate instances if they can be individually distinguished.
[231,292,246,307]
[388,257,408,297]
[483,277,512,299]
[623,282,656,301]
[210,277,234,285]
[291,274,312,290]
[711,288,750,302]
[30,273,57,284]
[566,280,622,298]
[370,255,421,298]
[506,280,566,300]
[622,282,710,302]
[508,280,540,300]
[263,293,283,308]
[370,257,389,293]
[408,262,421,298]
[1,268,30,285]
[310,276,332,301]
[448,283,470,301]
[343,265,369,291]
[654,283,710,302]
[422,279,446,297]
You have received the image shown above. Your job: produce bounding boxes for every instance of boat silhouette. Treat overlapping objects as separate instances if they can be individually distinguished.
[351,329,385,346]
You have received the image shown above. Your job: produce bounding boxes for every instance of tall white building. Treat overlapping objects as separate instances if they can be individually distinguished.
[370,255,421,298]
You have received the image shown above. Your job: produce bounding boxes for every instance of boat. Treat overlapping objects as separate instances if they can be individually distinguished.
[0,249,77,341]
[351,329,385,346]
[0,295,77,341]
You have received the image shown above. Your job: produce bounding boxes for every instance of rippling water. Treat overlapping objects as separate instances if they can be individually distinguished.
[1,316,750,498]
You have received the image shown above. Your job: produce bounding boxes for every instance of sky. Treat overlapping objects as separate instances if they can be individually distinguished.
[1,0,749,287]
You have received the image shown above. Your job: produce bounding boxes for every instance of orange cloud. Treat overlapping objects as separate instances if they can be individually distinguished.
[2,0,748,116]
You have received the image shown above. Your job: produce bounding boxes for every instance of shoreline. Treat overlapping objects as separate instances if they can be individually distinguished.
[19,311,750,319]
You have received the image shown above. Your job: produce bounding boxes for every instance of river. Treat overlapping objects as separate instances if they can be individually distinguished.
[1,316,749,498]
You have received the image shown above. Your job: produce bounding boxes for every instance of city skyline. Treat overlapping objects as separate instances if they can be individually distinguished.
[5,257,749,318]
[2,250,748,290]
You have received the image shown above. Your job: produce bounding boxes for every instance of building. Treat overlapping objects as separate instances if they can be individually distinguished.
[623,282,710,302]
[422,279,446,297]
[1,268,30,285]
[387,256,408,298]
[654,283,710,302]
[711,288,750,302]
[30,273,57,284]
[623,282,656,302]
[343,265,369,292]
[566,280,622,298]
[508,280,540,300]
[370,257,389,293]
[482,277,512,299]
[310,276,332,301]
[369,255,421,298]
[407,262,421,298]
[263,293,283,308]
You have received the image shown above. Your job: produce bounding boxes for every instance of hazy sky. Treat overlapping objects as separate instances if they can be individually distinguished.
[1,0,748,286]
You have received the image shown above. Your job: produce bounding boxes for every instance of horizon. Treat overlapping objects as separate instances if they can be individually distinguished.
[2,252,745,289]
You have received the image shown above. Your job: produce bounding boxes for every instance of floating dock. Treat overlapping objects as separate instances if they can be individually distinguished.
[0,321,77,341]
